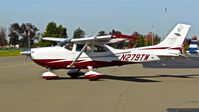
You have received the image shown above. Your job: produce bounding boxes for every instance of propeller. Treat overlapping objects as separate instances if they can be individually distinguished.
[25,55,29,62]
[20,51,32,63]
[21,31,37,63]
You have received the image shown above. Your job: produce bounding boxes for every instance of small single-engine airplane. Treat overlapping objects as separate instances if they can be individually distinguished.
[186,36,199,55]
[21,23,190,80]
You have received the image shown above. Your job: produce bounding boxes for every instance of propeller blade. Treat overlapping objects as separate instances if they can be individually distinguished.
[24,55,28,63]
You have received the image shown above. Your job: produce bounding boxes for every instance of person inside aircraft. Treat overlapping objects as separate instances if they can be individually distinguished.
[64,43,73,50]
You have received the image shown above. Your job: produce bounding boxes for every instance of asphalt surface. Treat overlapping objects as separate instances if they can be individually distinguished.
[0,56,199,112]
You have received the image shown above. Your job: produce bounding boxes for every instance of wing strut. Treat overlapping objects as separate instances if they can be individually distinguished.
[67,43,88,68]
[67,33,98,68]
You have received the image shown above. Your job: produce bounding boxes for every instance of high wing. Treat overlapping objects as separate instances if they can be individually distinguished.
[42,34,134,45]
[43,35,113,44]
[42,37,69,42]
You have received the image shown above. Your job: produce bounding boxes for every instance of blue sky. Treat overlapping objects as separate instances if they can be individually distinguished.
[0,0,198,38]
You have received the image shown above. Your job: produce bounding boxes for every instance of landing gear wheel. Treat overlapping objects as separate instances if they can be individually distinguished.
[84,66,103,81]
[42,71,59,80]
[42,68,59,80]
[67,69,84,79]
[69,75,80,79]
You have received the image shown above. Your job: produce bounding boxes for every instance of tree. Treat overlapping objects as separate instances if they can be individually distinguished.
[0,27,7,46]
[49,23,67,38]
[153,34,161,45]
[128,32,140,48]
[98,31,107,36]
[109,29,122,35]
[73,28,85,38]
[137,34,145,47]
[43,22,57,37]
[145,32,153,46]
[8,23,20,46]
[8,23,38,48]
[38,22,67,47]
[9,32,19,46]
[19,23,38,48]
[57,25,67,37]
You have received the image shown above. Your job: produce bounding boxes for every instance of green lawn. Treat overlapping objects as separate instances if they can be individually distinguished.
[0,50,21,56]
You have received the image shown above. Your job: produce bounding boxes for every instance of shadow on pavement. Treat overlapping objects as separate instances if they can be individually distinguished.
[47,73,199,83]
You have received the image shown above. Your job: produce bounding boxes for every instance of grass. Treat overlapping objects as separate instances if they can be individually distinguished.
[0,50,21,56]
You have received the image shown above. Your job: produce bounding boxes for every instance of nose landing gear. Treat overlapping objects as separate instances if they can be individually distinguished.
[42,69,59,80]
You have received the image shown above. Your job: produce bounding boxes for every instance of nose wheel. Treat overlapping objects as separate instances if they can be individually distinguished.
[42,69,59,80]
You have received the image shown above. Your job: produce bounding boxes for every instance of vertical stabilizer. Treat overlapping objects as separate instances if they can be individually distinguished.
[155,23,191,48]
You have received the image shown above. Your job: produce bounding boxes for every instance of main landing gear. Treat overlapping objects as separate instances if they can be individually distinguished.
[42,66,103,81]
[67,69,84,79]
[67,66,103,81]
[84,66,103,81]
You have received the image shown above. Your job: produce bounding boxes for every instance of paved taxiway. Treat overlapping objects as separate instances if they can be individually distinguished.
[0,56,199,112]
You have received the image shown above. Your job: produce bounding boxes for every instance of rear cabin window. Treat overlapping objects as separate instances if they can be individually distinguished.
[76,44,84,51]
[93,46,108,52]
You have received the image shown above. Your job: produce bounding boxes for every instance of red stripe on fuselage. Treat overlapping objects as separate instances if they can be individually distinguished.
[141,47,182,51]
[141,47,169,50]
[33,59,135,69]
[33,59,65,68]
[169,47,182,50]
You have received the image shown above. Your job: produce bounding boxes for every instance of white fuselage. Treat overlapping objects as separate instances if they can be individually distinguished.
[30,43,180,69]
